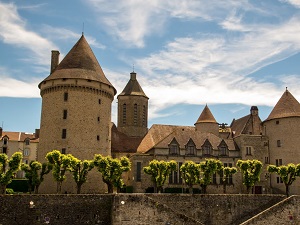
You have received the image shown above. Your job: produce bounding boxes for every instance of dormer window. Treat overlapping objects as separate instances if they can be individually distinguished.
[185,138,196,156]
[169,138,180,155]
[3,137,8,145]
[202,139,212,155]
[25,138,30,145]
[218,140,228,156]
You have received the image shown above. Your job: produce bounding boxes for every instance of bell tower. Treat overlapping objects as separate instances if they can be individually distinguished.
[117,71,148,137]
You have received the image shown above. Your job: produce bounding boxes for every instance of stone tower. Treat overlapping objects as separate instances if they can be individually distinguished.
[263,89,300,195]
[195,105,219,136]
[38,35,116,193]
[117,71,148,137]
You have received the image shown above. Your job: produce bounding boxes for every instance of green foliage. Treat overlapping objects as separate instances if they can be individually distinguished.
[0,152,23,194]
[21,161,52,193]
[5,188,14,194]
[268,163,300,196]
[180,161,200,193]
[69,155,94,194]
[46,150,73,193]
[143,159,177,193]
[7,179,29,193]
[237,159,263,193]
[94,154,131,193]
[199,158,223,193]
[220,166,237,193]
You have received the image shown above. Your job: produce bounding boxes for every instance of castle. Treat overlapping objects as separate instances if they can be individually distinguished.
[2,35,300,195]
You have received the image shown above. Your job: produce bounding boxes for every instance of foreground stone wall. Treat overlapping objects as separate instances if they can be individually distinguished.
[0,194,113,225]
[241,195,300,225]
[0,194,288,225]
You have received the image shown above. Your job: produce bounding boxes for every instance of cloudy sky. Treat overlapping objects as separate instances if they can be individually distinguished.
[1,0,300,132]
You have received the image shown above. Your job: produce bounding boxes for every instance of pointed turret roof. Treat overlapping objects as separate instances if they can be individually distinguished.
[195,105,217,124]
[118,72,148,98]
[265,89,300,122]
[39,35,116,94]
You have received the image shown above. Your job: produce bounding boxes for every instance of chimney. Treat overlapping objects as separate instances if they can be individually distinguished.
[0,127,2,137]
[35,129,40,139]
[130,71,136,80]
[250,106,258,116]
[50,50,60,74]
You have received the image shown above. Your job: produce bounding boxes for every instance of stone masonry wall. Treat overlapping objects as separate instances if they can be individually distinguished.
[0,194,287,225]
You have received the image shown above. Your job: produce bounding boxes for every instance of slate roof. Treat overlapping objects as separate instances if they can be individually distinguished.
[265,89,300,122]
[136,124,236,153]
[39,35,116,94]
[195,105,217,124]
[111,124,143,153]
[118,72,148,98]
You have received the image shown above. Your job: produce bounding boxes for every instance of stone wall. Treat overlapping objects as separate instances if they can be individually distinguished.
[0,194,288,225]
[0,194,113,225]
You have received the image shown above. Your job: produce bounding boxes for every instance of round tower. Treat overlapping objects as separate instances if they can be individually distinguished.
[117,71,148,137]
[38,35,116,193]
[194,105,219,136]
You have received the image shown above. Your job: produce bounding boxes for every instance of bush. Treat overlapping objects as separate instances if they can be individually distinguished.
[5,188,14,194]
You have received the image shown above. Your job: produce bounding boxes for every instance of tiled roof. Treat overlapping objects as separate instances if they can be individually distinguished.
[1,132,39,142]
[118,72,148,98]
[195,105,217,124]
[137,124,236,153]
[230,115,251,136]
[111,124,143,153]
[39,35,116,95]
[265,89,300,122]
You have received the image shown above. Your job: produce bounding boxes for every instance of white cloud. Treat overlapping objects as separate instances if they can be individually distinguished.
[0,2,57,66]
[0,67,40,98]
[281,0,300,8]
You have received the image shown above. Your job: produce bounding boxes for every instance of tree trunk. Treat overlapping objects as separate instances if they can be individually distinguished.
[34,185,40,194]
[188,185,193,194]
[202,185,207,194]
[286,184,290,197]
[77,184,82,194]
[0,185,6,194]
[247,186,252,194]
[154,183,158,193]
[107,183,114,193]
[57,181,62,194]
[223,183,226,194]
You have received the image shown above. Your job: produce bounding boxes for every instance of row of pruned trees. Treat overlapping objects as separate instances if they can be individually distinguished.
[143,158,300,196]
[1,151,300,196]
[0,150,130,194]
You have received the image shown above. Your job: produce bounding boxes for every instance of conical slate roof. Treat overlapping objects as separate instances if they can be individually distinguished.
[39,35,116,94]
[195,105,217,124]
[118,72,148,98]
[265,89,300,121]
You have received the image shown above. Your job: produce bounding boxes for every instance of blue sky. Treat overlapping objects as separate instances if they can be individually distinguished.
[1,0,300,133]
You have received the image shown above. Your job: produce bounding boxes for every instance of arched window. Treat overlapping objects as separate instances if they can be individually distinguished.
[122,104,127,125]
[134,104,138,125]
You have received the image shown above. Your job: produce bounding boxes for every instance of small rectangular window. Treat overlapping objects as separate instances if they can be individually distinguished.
[98,99,101,104]
[277,177,283,183]
[246,146,252,155]
[62,148,66,154]
[63,110,68,119]
[97,117,100,122]
[277,140,281,147]
[64,92,68,101]
[136,162,142,182]
[276,159,282,166]
[3,139,7,145]
[276,120,279,124]
[62,129,67,139]
[265,157,269,164]
[97,135,100,141]
[2,147,7,154]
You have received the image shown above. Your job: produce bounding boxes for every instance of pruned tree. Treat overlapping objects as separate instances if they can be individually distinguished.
[220,166,237,193]
[180,161,200,194]
[69,156,94,194]
[268,163,300,197]
[94,155,131,193]
[143,159,177,193]
[0,152,23,194]
[237,159,263,194]
[199,158,223,194]
[21,161,52,193]
[46,150,73,194]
